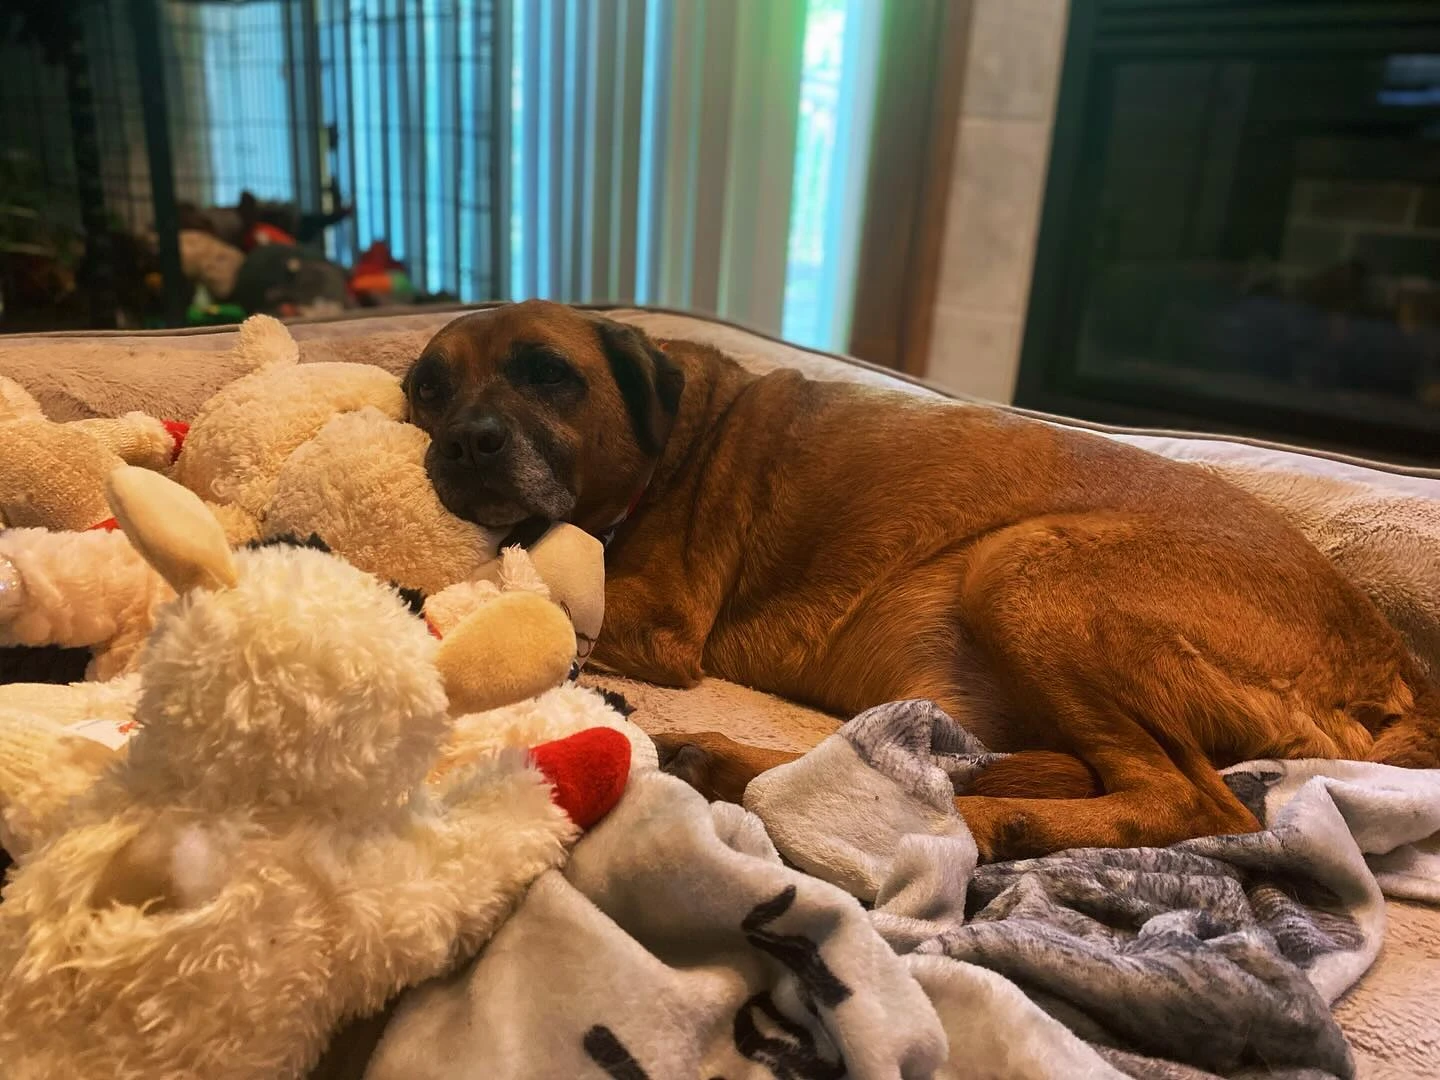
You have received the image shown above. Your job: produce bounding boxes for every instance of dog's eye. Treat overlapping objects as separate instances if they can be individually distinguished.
[505,344,583,396]
[530,354,572,385]
[407,356,450,406]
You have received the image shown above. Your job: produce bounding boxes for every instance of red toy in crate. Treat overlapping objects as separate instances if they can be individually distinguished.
[348,241,415,306]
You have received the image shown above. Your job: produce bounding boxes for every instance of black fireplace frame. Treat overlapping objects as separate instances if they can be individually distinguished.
[1015,0,1440,461]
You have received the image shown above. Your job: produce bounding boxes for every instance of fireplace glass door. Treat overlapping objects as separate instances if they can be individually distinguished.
[1019,3,1440,460]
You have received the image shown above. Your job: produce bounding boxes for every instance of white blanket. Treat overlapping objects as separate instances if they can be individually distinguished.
[363,769,1120,1080]
[363,701,1440,1080]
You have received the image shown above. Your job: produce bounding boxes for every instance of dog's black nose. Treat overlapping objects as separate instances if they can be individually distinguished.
[441,413,510,466]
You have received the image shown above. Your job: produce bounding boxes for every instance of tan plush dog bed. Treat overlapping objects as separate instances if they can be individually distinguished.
[3,305,1438,1076]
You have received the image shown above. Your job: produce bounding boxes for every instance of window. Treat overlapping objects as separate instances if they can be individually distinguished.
[182,0,881,343]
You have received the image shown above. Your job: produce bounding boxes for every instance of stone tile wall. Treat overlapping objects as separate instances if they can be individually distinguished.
[925,0,1068,403]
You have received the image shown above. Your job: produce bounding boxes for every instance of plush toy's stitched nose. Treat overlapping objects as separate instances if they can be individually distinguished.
[441,413,510,466]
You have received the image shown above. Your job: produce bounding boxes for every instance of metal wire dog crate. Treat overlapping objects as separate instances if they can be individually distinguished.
[0,0,508,330]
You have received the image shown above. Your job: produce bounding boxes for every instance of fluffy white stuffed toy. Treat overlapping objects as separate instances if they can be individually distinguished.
[0,467,637,1079]
[0,376,186,679]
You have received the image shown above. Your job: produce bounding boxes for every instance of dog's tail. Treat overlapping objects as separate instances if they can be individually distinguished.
[1368,676,1440,769]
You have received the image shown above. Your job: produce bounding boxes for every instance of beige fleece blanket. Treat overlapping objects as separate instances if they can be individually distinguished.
[4,307,1439,1076]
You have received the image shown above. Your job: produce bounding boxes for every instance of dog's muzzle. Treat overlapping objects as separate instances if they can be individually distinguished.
[425,411,576,529]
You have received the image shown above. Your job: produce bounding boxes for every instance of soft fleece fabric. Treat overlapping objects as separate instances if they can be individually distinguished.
[745,700,1440,1080]
[363,768,1119,1080]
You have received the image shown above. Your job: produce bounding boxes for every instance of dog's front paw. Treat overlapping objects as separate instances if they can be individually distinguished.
[654,733,723,800]
[952,795,1032,863]
[653,731,801,805]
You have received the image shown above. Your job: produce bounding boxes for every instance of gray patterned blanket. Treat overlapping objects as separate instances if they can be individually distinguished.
[361,767,1125,1080]
[746,701,1440,1080]
[353,701,1440,1079]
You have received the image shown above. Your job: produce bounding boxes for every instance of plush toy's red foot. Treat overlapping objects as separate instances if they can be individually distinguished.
[529,727,631,829]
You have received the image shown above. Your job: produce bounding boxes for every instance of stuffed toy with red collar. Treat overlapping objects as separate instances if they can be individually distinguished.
[0,319,609,846]
[0,467,638,1079]
[0,376,186,533]
[0,377,188,680]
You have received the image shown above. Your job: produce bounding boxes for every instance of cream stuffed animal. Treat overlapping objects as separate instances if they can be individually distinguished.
[0,547,636,861]
[0,537,606,860]
[0,467,634,1079]
[167,314,403,539]
[0,321,608,848]
[0,377,187,679]
[0,374,183,531]
[0,315,604,682]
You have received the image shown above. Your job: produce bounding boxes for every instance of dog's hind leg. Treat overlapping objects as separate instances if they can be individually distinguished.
[953,723,1258,861]
[966,751,1101,800]
[950,604,1259,861]
[950,518,1270,860]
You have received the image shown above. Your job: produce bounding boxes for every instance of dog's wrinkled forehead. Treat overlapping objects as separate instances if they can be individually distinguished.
[407,300,684,464]
[421,300,604,383]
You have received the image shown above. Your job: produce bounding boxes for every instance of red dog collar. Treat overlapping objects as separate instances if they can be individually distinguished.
[599,469,653,552]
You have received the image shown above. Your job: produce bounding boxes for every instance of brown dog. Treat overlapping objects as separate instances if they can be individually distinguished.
[407,301,1440,860]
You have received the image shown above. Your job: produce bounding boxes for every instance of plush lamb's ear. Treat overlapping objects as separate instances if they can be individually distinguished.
[232,313,300,372]
[521,525,605,666]
[105,466,237,594]
[436,591,576,715]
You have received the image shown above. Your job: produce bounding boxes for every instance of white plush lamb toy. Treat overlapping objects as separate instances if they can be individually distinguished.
[0,467,633,1079]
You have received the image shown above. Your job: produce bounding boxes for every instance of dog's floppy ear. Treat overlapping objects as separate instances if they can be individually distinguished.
[594,319,685,457]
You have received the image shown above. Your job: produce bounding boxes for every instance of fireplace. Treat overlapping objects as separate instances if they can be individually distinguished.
[1016,1,1440,461]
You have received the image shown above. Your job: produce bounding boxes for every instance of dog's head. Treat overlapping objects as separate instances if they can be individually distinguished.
[405,301,684,534]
